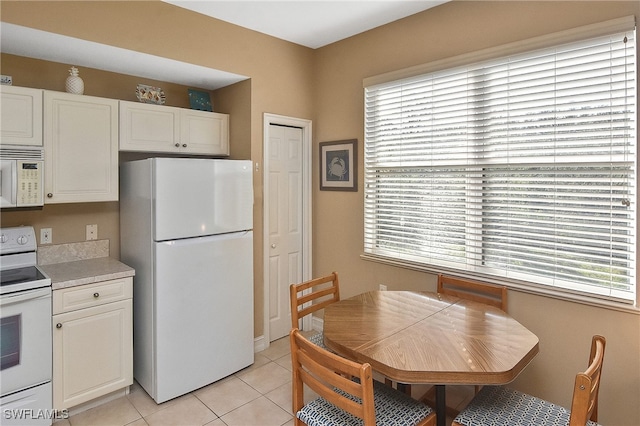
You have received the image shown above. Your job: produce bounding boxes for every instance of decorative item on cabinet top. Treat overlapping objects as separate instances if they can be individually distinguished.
[65,66,84,95]
[136,84,165,105]
[188,89,212,112]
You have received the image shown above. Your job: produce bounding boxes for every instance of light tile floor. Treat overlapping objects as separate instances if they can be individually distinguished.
[56,333,474,426]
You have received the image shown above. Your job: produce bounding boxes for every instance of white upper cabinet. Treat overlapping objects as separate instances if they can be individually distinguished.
[180,108,229,155]
[119,100,229,156]
[1,86,43,146]
[44,91,119,203]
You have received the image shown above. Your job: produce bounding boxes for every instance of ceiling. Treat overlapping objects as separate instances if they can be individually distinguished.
[1,1,447,90]
[164,0,449,49]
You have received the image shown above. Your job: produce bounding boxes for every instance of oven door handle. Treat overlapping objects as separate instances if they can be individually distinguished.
[0,287,51,306]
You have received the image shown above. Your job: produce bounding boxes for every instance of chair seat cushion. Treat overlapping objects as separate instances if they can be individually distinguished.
[453,386,600,426]
[298,379,433,426]
[309,331,326,348]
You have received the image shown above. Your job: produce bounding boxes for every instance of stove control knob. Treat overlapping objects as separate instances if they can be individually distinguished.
[17,235,29,245]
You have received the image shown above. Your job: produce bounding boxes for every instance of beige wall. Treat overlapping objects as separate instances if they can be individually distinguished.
[1,0,315,345]
[2,1,639,424]
[0,52,223,260]
[312,1,640,425]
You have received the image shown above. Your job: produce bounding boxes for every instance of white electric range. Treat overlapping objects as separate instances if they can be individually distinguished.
[0,226,53,425]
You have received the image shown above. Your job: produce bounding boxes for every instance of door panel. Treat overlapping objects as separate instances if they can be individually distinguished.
[153,158,253,241]
[154,232,253,403]
[44,91,118,203]
[268,125,303,341]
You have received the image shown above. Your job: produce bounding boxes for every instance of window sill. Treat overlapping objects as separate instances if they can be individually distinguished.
[360,253,640,315]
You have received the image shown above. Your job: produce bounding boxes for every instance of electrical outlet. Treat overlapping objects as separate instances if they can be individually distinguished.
[40,228,52,244]
[379,284,388,291]
[86,224,98,240]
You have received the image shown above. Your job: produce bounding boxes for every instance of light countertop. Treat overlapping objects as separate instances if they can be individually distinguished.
[40,257,135,290]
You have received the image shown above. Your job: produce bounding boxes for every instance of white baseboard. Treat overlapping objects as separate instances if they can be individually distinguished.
[254,318,323,353]
[254,335,267,353]
[65,387,129,417]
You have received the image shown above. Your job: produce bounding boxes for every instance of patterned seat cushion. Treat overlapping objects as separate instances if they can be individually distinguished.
[453,386,600,426]
[309,331,327,349]
[297,379,433,426]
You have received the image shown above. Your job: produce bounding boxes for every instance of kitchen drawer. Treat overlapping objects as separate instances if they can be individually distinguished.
[53,277,132,315]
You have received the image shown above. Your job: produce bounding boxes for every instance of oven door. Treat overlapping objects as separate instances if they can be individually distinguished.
[0,287,52,397]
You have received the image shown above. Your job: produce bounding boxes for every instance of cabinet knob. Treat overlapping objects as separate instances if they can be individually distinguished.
[47,193,53,198]
[175,143,180,148]
[182,143,187,148]
[93,292,100,298]
[56,323,62,329]
[271,244,276,248]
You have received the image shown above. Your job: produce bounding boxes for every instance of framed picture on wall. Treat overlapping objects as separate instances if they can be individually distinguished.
[319,139,357,191]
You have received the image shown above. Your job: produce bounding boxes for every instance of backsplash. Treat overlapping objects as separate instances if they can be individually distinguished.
[38,239,109,265]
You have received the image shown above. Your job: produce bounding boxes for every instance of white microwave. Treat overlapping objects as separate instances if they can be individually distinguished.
[0,147,44,208]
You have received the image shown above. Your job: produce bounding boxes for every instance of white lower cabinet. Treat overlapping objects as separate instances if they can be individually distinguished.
[52,278,133,411]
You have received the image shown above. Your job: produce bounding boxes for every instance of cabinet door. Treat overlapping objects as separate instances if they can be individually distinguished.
[44,91,118,203]
[0,86,43,146]
[119,101,180,152]
[53,299,132,410]
[180,109,229,156]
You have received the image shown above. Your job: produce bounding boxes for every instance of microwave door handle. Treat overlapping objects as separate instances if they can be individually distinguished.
[11,162,17,205]
[8,162,17,205]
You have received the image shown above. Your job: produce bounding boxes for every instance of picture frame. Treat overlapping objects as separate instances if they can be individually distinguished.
[319,139,357,191]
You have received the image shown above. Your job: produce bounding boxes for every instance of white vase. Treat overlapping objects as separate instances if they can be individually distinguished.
[65,66,84,95]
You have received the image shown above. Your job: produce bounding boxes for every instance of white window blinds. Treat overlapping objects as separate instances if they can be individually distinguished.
[364,20,637,302]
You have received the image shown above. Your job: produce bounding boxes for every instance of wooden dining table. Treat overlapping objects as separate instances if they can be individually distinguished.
[323,290,539,426]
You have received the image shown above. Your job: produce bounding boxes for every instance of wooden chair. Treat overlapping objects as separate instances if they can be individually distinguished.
[290,328,437,426]
[290,272,340,348]
[437,274,508,312]
[291,273,404,394]
[452,335,606,426]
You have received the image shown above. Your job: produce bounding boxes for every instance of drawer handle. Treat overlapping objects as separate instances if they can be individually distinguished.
[93,292,100,298]
[56,323,62,329]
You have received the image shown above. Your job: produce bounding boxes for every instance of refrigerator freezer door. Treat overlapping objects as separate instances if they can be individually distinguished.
[153,158,253,241]
[153,231,254,403]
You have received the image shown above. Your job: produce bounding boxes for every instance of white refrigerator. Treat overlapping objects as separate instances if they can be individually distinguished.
[120,158,254,403]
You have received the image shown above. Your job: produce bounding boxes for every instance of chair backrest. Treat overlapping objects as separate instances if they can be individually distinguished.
[437,274,508,312]
[290,327,376,425]
[290,272,340,328]
[569,335,606,426]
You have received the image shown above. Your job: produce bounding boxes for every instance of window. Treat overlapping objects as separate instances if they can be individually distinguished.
[364,18,637,304]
